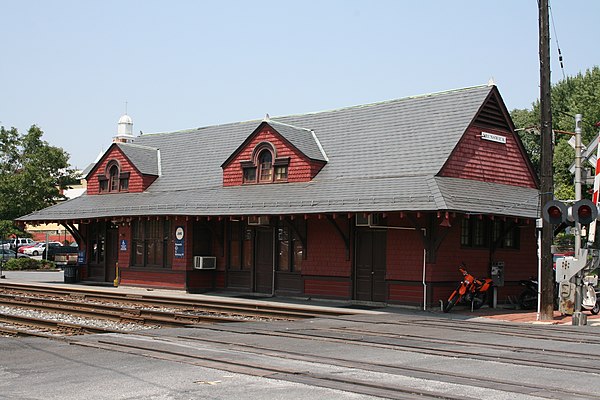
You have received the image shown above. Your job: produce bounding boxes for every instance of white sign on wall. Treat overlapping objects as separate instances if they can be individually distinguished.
[481,131,507,144]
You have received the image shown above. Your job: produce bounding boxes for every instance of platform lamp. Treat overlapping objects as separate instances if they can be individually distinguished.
[439,212,451,228]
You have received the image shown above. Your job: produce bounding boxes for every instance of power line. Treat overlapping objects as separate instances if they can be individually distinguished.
[549,0,566,80]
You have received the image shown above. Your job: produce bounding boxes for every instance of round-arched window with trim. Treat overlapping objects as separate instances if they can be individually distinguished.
[258,149,273,182]
[108,164,119,191]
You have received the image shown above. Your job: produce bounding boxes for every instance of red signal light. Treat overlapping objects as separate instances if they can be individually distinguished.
[548,206,562,218]
[579,205,592,219]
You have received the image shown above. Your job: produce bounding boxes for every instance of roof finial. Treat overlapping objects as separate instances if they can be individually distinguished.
[487,77,496,87]
[264,113,270,122]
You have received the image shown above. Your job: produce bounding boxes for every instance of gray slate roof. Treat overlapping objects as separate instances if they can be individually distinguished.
[19,85,540,222]
[116,143,160,176]
[267,120,327,162]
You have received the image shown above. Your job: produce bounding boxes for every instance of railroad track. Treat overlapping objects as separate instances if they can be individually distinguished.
[0,311,126,338]
[67,323,598,400]
[3,282,600,399]
[0,282,351,318]
[0,282,355,337]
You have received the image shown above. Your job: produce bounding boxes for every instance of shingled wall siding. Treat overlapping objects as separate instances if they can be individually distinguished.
[385,220,425,281]
[380,212,538,307]
[377,214,427,305]
[120,270,186,289]
[302,218,352,298]
[429,217,538,306]
[87,147,146,195]
[118,224,132,269]
[222,126,321,186]
[439,126,537,188]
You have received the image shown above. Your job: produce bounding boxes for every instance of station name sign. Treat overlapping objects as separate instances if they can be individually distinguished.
[481,131,506,144]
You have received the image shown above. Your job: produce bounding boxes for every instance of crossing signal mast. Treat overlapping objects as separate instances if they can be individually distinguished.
[542,114,600,325]
[542,199,598,226]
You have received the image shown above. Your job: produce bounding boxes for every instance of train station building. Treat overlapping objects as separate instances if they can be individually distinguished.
[17,84,540,308]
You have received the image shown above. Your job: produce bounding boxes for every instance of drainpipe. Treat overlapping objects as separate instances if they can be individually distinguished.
[422,228,428,310]
[422,247,427,310]
[272,226,276,297]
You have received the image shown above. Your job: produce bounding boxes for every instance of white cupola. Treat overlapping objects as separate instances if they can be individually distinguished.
[113,114,135,143]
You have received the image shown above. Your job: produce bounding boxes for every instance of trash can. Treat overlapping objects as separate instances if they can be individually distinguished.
[63,265,79,283]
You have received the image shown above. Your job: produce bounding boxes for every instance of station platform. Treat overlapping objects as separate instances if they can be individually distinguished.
[2,269,599,326]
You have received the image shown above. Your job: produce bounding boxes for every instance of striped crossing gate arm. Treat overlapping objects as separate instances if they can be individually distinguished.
[588,142,600,245]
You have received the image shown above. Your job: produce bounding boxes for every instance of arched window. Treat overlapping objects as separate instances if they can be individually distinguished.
[240,141,289,185]
[109,165,119,192]
[98,160,130,193]
[258,150,273,182]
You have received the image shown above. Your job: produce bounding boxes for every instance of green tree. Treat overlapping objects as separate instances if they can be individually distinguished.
[511,66,600,199]
[0,125,78,238]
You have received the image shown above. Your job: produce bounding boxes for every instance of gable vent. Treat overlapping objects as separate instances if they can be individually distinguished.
[474,95,511,131]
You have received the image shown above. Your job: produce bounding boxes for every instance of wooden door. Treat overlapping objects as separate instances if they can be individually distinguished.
[355,230,387,302]
[254,228,274,294]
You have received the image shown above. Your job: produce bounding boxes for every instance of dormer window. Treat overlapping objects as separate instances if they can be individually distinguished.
[258,150,273,182]
[221,121,327,187]
[109,165,119,191]
[275,165,288,181]
[243,164,256,183]
[99,160,130,193]
[240,142,290,185]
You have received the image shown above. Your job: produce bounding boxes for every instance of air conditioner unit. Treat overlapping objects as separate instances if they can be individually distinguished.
[193,256,216,270]
[355,213,383,227]
[248,216,269,226]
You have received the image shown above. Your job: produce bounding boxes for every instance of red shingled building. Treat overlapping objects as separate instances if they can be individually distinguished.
[18,85,540,308]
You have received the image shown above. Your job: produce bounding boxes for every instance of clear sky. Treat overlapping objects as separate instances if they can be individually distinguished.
[2,1,599,170]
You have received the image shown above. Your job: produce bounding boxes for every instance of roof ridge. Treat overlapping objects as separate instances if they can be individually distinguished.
[117,142,158,151]
[275,84,492,119]
[142,84,492,137]
[267,119,312,132]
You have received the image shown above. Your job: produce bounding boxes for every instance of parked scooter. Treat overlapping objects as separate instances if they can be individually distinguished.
[521,276,591,312]
[518,278,538,310]
[443,264,493,313]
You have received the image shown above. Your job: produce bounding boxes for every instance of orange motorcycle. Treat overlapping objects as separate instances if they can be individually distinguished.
[443,264,493,313]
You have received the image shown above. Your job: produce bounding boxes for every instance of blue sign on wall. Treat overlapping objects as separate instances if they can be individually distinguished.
[174,226,185,258]
[120,239,128,252]
[77,251,86,265]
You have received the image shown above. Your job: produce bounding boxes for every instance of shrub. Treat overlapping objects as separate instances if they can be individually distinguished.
[2,258,56,271]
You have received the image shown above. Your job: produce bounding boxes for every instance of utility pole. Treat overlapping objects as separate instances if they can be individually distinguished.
[573,114,586,325]
[539,0,554,320]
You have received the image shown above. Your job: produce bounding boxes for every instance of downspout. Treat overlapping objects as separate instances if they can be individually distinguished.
[422,230,427,311]
[272,225,276,297]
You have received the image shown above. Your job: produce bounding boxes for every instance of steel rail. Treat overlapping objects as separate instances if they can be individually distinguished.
[76,337,471,400]
[173,333,594,400]
[196,323,600,374]
[0,282,346,319]
[0,295,251,326]
[0,312,123,336]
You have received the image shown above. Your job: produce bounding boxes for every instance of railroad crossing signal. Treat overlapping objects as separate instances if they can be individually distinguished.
[542,199,599,225]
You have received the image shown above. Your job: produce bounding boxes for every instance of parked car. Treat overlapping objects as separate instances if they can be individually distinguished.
[2,238,36,250]
[17,243,39,253]
[23,242,63,256]
[0,248,30,259]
